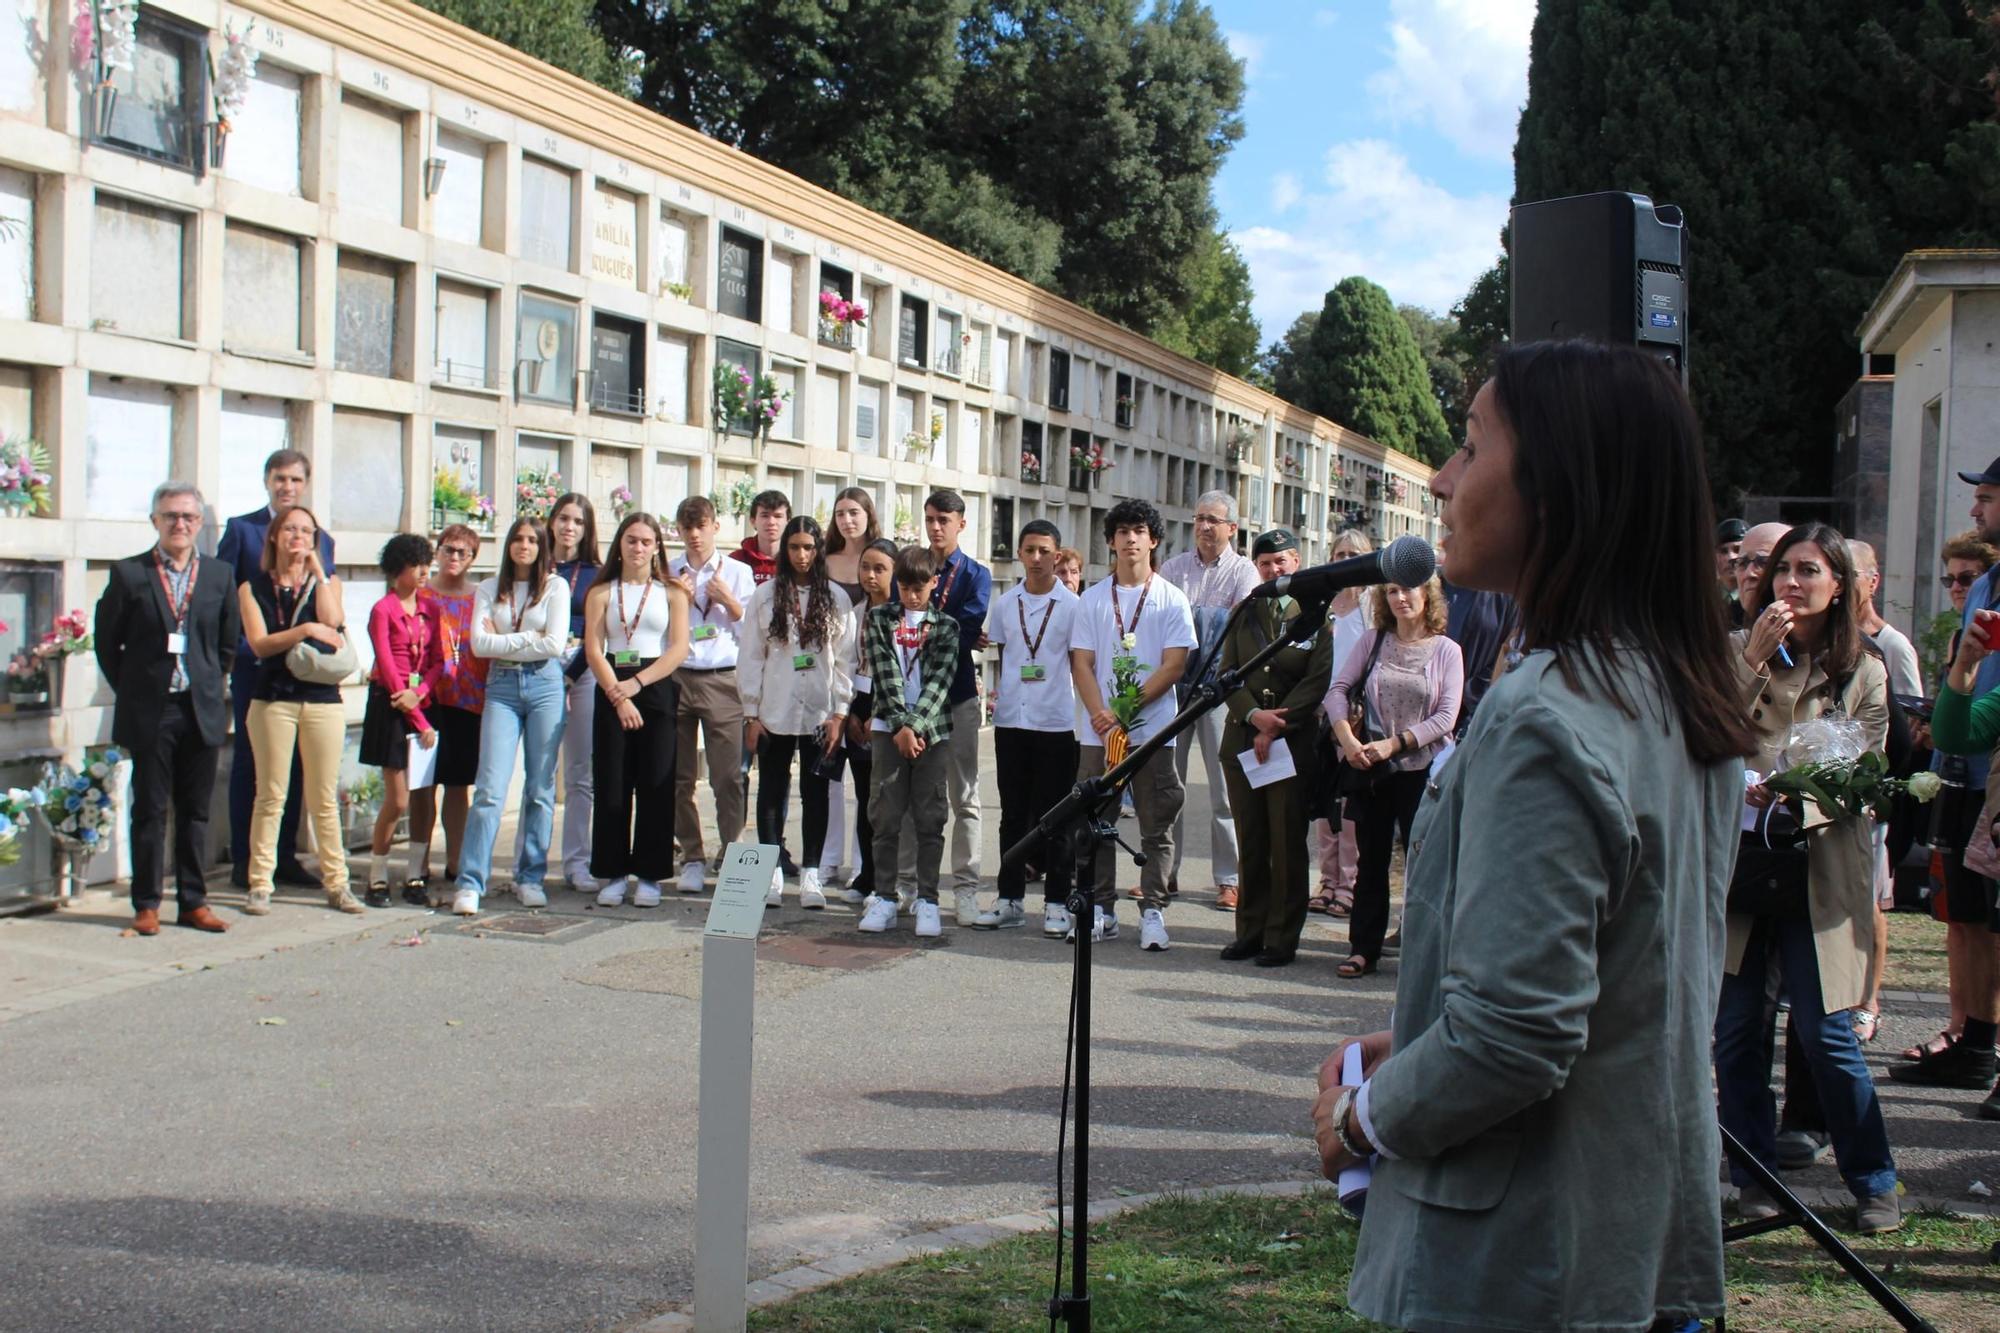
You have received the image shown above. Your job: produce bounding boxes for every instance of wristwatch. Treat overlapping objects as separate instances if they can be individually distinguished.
[1332,1086,1373,1158]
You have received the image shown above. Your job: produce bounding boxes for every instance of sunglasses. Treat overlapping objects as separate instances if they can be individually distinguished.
[440,545,476,559]
[1941,571,1982,589]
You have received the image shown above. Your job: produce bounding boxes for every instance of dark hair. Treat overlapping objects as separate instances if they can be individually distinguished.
[495,517,552,613]
[894,544,939,587]
[924,489,966,516]
[378,532,434,579]
[593,512,671,589]
[862,537,901,564]
[263,447,311,478]
[1753,522,1863,681]
[1102,498,1165,546]
[549,492,600,565]
[825,486,881,556]
[1019,518,1062,547]
[261,505,322,574]
[675,494,715,536]
[767,515,838,650]
[1487,340,1755,763]
[750,489,791,519]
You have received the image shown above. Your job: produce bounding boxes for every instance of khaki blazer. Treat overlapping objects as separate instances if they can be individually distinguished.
[1725,636,1886,1014]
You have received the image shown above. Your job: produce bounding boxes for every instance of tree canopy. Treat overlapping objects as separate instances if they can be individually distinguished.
[1265,278,1453,465]
[417,0,627,90]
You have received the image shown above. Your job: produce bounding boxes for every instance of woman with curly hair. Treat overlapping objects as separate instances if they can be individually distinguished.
[739,514,856,909]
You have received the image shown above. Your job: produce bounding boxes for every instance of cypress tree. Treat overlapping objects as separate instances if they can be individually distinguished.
[1296,278,1453,466]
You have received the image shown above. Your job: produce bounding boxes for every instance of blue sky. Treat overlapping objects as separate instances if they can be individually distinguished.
[1210,0,1534,341]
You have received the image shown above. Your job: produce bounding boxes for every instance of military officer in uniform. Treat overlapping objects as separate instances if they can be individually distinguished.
[1215,528,1334,967]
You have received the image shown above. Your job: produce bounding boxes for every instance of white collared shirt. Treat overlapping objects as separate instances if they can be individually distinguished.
[668,549,756,670]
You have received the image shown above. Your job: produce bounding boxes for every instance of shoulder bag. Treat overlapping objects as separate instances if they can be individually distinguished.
[283,576,359,686]
[1322,630,1391,807]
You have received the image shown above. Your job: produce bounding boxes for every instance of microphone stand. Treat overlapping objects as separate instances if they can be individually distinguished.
[1003,590,1334,1331]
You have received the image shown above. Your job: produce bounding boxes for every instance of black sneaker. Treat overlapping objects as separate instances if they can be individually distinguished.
[362,884,393,909]
[1980,1083,2000,1121]
[400,880,430,907]
[1889,1039,1997,1089]
[1218,940,1259,961]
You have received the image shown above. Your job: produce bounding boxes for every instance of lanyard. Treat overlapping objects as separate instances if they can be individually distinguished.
[616,579,654,648]
[1111,575,1151,642]
[895,615,929,677]
[1017,592,1055,662]
[691,556,715,619]
[154,549,197,629]
[506,584,529,633]
[932,552,960,613]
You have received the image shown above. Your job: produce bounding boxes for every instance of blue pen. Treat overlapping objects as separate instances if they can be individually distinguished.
[1774,641,1794,670]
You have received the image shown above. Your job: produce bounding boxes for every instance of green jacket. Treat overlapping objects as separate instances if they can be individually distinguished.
[860,604,960,744]
[1213,597,1333,767]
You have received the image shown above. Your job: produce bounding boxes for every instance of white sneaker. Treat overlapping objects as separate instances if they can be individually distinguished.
[633,880,662,908]
[517,883,548,909]
[568,874,599,895]
[452,888,479,917]
[857,895,898,932]
[836,883,867,905]
[975,899,1027,929]
[677,861,707,894]
[798,868,826,910]
[596,880,628,907]
[1139,908,1169,952]
[1067,906,1117,944]
[954,888,981,926]
[914,900,943,938]
[1043,903,1073,937]
[765,870,784,908]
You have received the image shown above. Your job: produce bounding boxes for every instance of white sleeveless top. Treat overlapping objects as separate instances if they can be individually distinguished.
[604,579,672,657]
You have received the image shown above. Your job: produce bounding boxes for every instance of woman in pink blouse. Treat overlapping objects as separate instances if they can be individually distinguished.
[361,533,445,907]
[1326,572,1463,978]
[407,523,488,900]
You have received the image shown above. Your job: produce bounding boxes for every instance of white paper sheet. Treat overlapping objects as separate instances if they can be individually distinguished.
[406,733,440,791]
[1337,1042,1373,1211]
[1236,738,1297,789]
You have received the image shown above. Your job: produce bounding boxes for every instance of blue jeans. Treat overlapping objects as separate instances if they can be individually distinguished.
[1714,914,1897,1200]
[456,659,565,898]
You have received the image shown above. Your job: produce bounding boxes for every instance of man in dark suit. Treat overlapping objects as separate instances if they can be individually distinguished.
[95,482,242,935]
[216,448,335,887]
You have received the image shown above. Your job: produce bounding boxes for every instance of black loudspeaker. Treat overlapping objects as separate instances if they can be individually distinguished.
[1510,191,1688,380]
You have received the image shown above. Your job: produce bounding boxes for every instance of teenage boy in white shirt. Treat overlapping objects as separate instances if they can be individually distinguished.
[668,495,756,892]
[977,520,1081,936]
[1069,498,1196,952]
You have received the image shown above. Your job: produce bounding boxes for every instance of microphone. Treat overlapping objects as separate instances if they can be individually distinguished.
[1248,534,1437,600]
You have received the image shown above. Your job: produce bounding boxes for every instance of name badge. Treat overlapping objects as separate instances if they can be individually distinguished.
[691,624,719,642]
[1112,655,1139,673]
[1020,663,1047,682]
[853,672,872,693]
[614,649,639,666]
[792,652,817,671]
[165,632,187,655]
[407,672,421,690]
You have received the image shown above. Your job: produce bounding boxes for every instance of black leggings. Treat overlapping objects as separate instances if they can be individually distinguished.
[1348,766,1429,962]
[756,731,832,869]
[846,744,876,893]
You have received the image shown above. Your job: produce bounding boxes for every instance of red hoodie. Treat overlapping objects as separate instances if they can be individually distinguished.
[730,535,777,586]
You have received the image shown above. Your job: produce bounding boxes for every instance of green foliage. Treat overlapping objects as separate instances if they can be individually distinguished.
[1152,230,1262,377]
[1918,609,1959,682]
[1276,278,1453,464]
[1513,0,2000,502]
[1398,303,1467,442]
[416,0,626,90]
[1260,310,1318,405]
[1445,251,1509,396]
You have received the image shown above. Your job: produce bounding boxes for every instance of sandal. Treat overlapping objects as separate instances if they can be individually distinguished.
[1308,889,1337,915]
[1337,954,1376,979]
[1851,1009,1879,1044]
[1900,1029,1958,1063]
[1330,887,1354,919]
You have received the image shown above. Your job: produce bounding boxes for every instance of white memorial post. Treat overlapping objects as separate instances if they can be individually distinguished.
[693,841,778,1333]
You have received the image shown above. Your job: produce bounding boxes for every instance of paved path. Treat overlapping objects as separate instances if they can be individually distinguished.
[0,731,1995,1330]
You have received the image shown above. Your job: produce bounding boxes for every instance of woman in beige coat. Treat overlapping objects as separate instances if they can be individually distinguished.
[1715,521,1900,1232]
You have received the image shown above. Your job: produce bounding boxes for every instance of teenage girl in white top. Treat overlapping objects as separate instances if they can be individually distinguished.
[452,517,573,913]
[583,512,691,906]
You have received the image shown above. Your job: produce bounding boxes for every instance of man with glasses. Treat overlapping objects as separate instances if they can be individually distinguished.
[1732,522,1789,613]
[94,483,241,935]
[1157,490,1258,909]
[218,449,336,888]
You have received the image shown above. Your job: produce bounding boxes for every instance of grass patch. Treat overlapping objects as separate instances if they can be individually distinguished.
[1884,909,1952,995]
[751,1192,2000,1333]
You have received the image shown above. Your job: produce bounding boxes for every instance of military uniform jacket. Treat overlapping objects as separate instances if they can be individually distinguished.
[1214,596,1334,771]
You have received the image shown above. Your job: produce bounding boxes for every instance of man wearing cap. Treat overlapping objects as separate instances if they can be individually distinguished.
[1716,518,1748,624]
[1213,528,1333,968]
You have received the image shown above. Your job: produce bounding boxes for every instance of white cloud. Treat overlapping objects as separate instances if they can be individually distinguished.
[1364,0,1534,164]
[1225,29,1267,84]
[1232,139,1506,336]
[1270,171,1302,213]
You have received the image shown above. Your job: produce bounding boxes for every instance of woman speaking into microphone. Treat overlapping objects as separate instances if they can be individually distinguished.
[1312,341,1755,1332]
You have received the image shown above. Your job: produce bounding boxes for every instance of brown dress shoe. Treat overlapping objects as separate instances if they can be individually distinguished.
[179,904,230,933]
[132,907,161,936]
[1214,885,1239,911]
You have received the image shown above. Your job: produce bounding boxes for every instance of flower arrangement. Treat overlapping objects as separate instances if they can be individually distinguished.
[1385,476,1408,505]
[39,608,92,659]
[724,478,757,519]
[817,290,868,329]
[515,465,563,520]
[0,785,39,868]
[1020,450,1042,484]
[339,770,384,825]
[712,365,789,438]
[1069,439,1113,474]
[904,413,944,459]
[1765,718,1942,823]
[661,280,694,302]
[7,646,50,700]
[609,484,635,521]
[0,432,53,516]
[209,19,259,133]
[432,467,493,524]
[79,0,137,81]
[1104,632,1150,764]
[40,745,124,856]
[893,502,916,542]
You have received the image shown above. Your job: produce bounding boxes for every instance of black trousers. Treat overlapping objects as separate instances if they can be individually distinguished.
[1348,766,1429,962]
[590,665,678,882]
[846,743,876,894]
[130,693,221,912]
[995,727,1078,903]
[756,731,832,869]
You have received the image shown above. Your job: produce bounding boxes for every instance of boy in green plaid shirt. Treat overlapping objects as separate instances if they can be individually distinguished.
[857,546,961,937]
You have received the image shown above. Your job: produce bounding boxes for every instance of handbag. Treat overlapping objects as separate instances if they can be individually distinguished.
[282,576,359,686]
[1727,803,1811,919]
[1324,630,1391,804]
